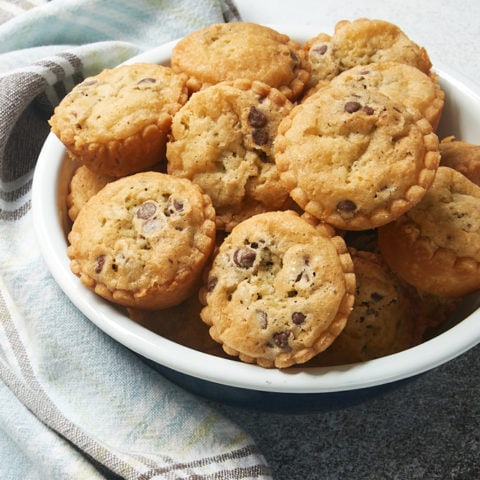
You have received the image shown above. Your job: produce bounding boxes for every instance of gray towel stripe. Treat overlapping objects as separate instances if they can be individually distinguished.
[0,288,141,479]
[136,445,271,479]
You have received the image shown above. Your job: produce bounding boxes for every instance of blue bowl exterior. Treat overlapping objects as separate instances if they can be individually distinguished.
[144,359,414,413]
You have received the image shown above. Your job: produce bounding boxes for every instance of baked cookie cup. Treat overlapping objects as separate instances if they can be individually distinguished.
[199,210,356,369]
[303,18,432,90]
[331,18,432,73]
[167,79,293,231]
[171,22,310,101]
[275,83,440,230]
[330,62,445,131]
[378,167,480,298]
[67,171,216,310]
[308,249,424,366]
[49,63,189,177]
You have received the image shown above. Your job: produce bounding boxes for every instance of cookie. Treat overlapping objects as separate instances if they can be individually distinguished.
[378,166,480,298]
[199,210,356,369]
[67,165,115,222]
[416,289,462,337]
[308,250,423,365]
[49,63,189,177]
[330,62,445,130]
[167,79,293,231]
[128,293,227,358]
[303,32,338,90]
[170,22,310,101]
[67,171,216,310]
[304,18,432,89]
[275,82,440,230]
[439,136,480,186]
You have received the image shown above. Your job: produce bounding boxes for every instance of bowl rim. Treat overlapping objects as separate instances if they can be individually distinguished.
[32,24,480,394]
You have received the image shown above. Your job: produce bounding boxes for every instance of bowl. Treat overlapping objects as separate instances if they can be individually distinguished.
[32,25,480,412]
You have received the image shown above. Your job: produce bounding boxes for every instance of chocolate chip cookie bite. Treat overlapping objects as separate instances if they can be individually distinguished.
[67,171,216,310]
[50,63,189,177]
[303,18,432,91]
[199,210,356,368]
[329,62,445,131]
[274,83,440,230]
[167,79,294,231]
[170,22,310,101]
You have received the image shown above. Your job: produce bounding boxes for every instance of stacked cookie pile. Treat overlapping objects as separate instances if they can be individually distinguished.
[49,20,480,369]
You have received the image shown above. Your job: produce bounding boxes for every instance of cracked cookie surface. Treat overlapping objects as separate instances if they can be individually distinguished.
[167,79,293,231]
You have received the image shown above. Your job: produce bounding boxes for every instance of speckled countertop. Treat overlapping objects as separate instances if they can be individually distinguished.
[207,2,480,478]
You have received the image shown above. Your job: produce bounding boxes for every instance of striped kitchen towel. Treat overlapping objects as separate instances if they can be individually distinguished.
[0,1,272,479]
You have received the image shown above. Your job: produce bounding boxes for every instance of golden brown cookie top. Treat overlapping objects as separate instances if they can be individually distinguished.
[67,171,216,310]
[330,62,445,130]
[51,63,187,143]
[275,83,440,230]
[304,18,432,89]
[49,63,189,176]
[167,79,293,231]
[171,22,310,100]
[199,210,355,368]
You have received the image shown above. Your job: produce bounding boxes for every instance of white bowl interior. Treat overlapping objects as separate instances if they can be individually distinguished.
[32,25,480,394]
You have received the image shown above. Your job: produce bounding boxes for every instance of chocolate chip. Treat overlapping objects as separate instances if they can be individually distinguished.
[292,312,306,325]
[362,105,375,115]
[256,310,268,329]
[273,331,290,348]
[233,248,256,268]
[344,101,362,113]
[248,106,268,128]
[137,78,156,84]
[207,276,217,292]
[165,197,184,216]
[94,255,105,274]
[136,201,157,220]
[370,292,384,302]
[313,44,328,56]
[336,199,357,213]
[252,129,269,146]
